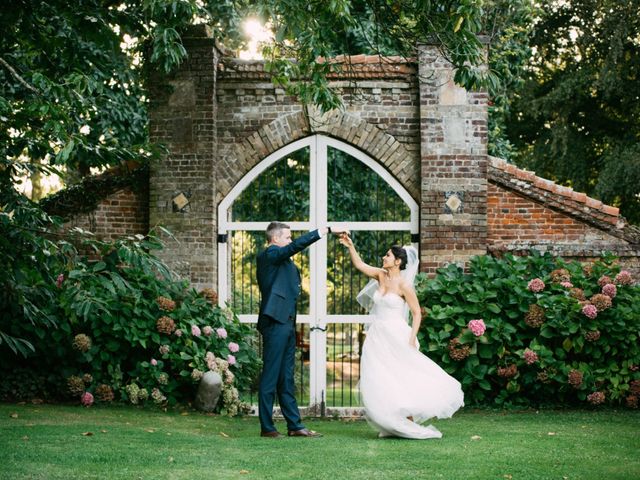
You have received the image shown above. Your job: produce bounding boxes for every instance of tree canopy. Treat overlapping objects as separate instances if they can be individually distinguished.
[1,0,496,188]
[506,0,640,223]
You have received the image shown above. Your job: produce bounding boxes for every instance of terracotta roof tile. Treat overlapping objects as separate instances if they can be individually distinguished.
[488,156,621,222]
[571,191,587,203]
[219,54,417,80]
[602,205,620,216]
[585,197,603,209]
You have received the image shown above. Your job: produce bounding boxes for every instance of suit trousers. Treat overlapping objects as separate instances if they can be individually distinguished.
[258,317,305,433]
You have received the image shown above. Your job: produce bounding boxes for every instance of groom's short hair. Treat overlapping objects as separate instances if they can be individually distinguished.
[266,221,290,242]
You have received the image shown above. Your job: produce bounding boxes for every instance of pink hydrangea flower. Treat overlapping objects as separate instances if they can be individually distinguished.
[81,391,94,406]
[615,270,633,285]
[227,354,236,366]
[587,391,605,406]
[151,358,158,366]
[202,326,213,337]
[216,328,228,339]
[582,304,598,319]
[597,275,613,287]
[523,349,538,365]
[228,342,240,353]
[467,319,486,337]
[191,325,201,337]
[56,273,65,288]
[527,278,545,293]
[205,351,216,370]
[174,329,183,337]
[560,281,574,288]
[602,283,617,298]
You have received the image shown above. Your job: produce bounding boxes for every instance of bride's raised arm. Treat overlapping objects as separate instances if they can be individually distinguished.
[338,234,384,280]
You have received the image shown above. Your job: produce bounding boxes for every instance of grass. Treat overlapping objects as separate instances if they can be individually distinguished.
[1,403,639,480]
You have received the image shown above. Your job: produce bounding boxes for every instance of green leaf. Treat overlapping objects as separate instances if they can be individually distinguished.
[471,364,488,379]
[477,379,491,390]
[540,327,554,338]
[486,303,501,314]
[478,344,494,359]
[92,261,106,272]
[57,138,75,162]
[465,304,482,314]
[459,330,476,344]
[99,276,116,296]
[453,16,464,33]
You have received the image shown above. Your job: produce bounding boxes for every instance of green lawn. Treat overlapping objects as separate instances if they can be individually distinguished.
[1,404,639,479]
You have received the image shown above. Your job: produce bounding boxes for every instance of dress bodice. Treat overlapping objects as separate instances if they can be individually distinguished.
[372,290,406,320]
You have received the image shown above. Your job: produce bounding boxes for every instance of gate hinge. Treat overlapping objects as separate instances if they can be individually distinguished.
[217,233,228,243]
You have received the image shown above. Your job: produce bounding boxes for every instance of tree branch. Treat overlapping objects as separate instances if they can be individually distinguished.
[0,57,40,95]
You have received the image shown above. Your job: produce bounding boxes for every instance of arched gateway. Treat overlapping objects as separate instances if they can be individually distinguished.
[217,135,418,412]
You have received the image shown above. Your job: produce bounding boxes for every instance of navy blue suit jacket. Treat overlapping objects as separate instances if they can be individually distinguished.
[256,230,321,331]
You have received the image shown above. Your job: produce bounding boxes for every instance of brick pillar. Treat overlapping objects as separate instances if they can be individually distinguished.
[418,43,489,274]
[148,26,218,289]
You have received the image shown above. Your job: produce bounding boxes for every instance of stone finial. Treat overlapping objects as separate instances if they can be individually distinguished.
[194,371,223,412]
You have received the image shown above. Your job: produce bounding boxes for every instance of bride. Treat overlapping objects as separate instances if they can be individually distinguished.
[339,234,464,439]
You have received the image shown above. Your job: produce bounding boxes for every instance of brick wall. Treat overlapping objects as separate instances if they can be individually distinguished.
[61,28,638,288]
[488,158,640,277]
[63,186,148,241]
[147,28,219,289]
[418,44,489,274]
[215,56,421,203]
[487,184,619,245]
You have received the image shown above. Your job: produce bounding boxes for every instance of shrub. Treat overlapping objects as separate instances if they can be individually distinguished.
[0,191,61,356]
[0,230,260,414]
[415,251,640,408]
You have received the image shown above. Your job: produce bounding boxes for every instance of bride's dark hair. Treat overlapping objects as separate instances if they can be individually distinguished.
[390,245,408,270]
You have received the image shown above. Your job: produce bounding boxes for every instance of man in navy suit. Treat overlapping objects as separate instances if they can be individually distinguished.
[257,221,345,438]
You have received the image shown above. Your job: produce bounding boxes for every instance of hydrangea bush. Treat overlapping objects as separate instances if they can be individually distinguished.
[415,251,640,408]
[0,231,260,414]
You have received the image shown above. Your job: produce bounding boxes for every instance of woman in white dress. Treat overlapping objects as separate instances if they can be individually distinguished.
[339,234,464,439]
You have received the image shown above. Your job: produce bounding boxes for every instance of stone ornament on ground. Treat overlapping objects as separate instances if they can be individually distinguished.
[195,371,223,412]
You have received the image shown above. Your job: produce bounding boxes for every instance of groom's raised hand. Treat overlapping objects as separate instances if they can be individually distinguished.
[324,227,350,236]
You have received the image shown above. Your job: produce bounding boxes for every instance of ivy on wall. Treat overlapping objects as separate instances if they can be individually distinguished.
[40,164,149,220]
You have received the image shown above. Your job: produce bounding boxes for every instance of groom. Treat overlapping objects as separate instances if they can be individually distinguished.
[256,222,344,438]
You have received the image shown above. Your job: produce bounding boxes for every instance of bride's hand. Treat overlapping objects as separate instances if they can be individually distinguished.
[409,335,417,349]
[338,233,353,248]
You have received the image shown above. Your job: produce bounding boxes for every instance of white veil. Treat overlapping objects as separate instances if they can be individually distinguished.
[356,245,419,321]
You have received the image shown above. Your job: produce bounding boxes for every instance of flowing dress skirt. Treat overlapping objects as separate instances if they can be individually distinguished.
[360,297,464,439]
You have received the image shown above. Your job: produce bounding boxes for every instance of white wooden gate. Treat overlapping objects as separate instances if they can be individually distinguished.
[218,135,418,414]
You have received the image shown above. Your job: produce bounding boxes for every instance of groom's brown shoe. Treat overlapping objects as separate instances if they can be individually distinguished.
[260,430,284,438]
[288,428,322,437]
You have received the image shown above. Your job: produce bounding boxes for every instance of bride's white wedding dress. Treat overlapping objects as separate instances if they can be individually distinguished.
[359,290,464,439]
